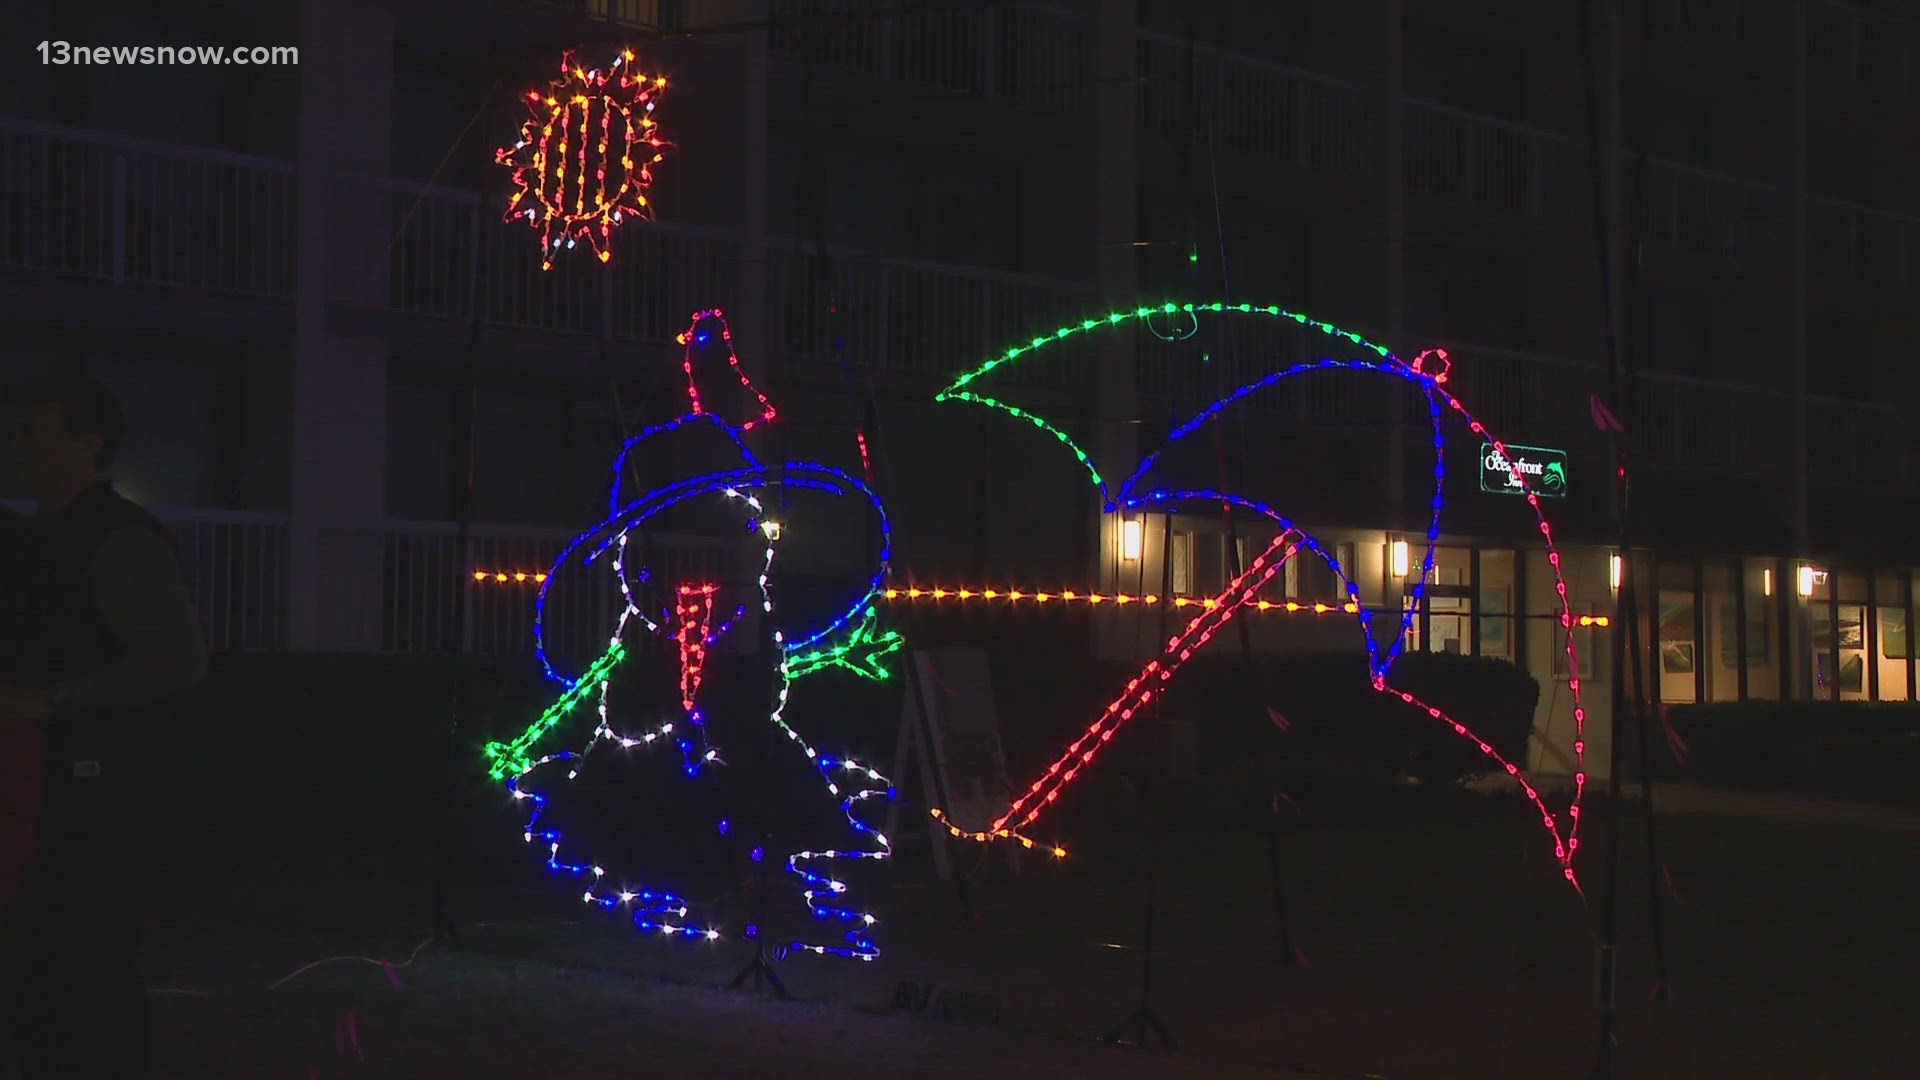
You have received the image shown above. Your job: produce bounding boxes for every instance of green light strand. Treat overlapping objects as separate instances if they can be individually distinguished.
[483,640,627,780]
[929,390,1107,493]
[937,300,1394,401]
[932,302,1396,496]
[785,606,906,681]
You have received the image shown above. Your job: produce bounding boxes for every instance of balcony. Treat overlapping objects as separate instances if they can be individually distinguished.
[1808,197,1920,290]
[1810,0,1919,99]
[0,116,296,298]
[331,176,734,346]
[1404,103,1581,217]
[766,241,1094,392]
[1136,34,1382,179]
[1809,396,1920,494]
[768,0,1094,110]
[1630,158,1790,268]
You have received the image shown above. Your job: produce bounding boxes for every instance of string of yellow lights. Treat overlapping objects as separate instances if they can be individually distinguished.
[468,570,1608,627]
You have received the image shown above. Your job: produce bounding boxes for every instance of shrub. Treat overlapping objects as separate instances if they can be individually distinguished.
[1667,701,1920,800]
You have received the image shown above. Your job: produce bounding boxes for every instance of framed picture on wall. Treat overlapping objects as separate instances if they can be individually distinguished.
[1837,608,1864,649]
[1661,641,1695,674]
[1882,608,1911,660]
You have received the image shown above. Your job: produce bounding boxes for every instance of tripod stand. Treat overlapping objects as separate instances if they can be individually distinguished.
[724,838,788,998]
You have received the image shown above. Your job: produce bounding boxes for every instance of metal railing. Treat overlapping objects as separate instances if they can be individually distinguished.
[769,1,1094,107]
[1404,101,1581,216]
[1632,372,1796,476]
[0,116,296,298]
[1810,0,1919,98]
[1630,157,1791,266]
[1808,396,1920,493]
[335,176,735,344]
[508,0,671,28]
[1808,196,1920,288]
[377,520,744,657]
[160,509,291,653]
[1136,34,1382,177]
[766,241,1095,389]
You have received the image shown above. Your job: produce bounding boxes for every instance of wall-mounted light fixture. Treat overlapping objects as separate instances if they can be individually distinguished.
[1121,517,1143,561]
[1389,539,1409,578]
[1609,553,1623,591]
[1796,565,1817,597]
[1762,567,1773,597]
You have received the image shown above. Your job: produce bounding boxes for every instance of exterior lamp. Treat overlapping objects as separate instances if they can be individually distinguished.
[1796,565,1816,597]
[1762,567,1772,597]
[1121,517,1143,561]
[1609,553,1622,591]
[1389,539,1409,577]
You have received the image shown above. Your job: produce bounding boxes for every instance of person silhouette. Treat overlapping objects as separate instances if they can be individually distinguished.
[0,373,208,1079]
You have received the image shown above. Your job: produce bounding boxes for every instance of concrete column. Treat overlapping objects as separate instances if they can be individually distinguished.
[1790,0,1813,700]
[288,0,393,650]
[1093,0,1138,585]
[1383,0,1406,516]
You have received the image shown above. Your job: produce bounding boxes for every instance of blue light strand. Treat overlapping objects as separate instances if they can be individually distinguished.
[1114,359,1450,679]
[607,410,764,515]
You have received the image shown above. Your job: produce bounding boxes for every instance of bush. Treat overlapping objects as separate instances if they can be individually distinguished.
[1667,701,1920,800]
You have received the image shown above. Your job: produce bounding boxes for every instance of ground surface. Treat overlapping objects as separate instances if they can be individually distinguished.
[141,788,1919,1079]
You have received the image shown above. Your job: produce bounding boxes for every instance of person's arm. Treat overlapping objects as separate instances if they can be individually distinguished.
[54,526,208,711]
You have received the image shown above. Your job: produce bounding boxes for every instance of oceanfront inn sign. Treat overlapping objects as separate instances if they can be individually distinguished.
[1479,443,1569,498]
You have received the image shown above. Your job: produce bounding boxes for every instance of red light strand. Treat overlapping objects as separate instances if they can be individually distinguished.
[676,308,777,430]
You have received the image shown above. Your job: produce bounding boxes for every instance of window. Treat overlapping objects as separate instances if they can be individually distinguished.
[1404,546,1472,655]
[1874,570,1911,701]
[1477,549,1516,662]
[1810,572,1870,701]
[1170,530,1194,597]
[1658,591,1699,703]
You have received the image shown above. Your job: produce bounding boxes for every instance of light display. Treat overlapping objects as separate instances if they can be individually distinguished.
[481,308,902,959]
[495,48,669,270]
[932,301,1593,889]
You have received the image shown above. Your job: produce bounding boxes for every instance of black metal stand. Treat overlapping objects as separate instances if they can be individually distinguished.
[724,838,788,998]
[1261,802,1296,961]
[1577,2,1673,1074]
[1102,715,1180,1051]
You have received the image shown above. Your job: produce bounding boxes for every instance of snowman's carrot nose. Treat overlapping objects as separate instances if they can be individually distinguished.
[673,583,720,717]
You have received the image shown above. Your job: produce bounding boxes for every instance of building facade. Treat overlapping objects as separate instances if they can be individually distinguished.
[3,0,1918,779]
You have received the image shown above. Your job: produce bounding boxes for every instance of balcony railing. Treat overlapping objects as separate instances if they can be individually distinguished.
[766,241,1094,390]
[1808,396,1920,494]
[1136,34,1382,178]
[330,177,736,345]
[1810,0,1919,98]
[1632,373,1797,476]
[1404,102,1580,216]
[769,1,1094,107]
[1630,158,1790,266]
[1808,196,1920,289]
[508,0,670,28]
[0,117,296,298]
